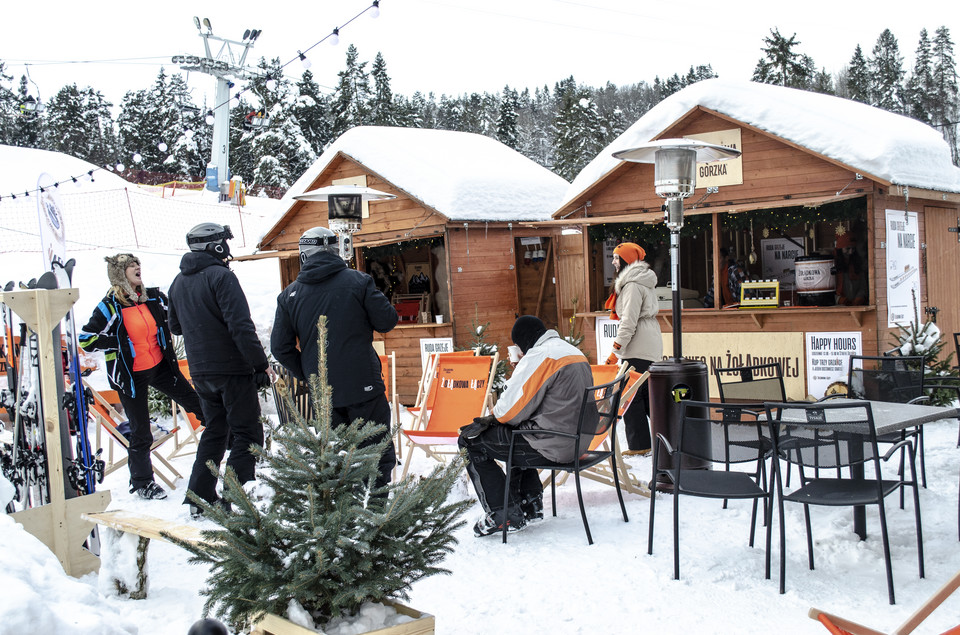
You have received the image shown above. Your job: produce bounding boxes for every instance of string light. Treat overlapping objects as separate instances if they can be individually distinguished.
[133,153,143,164]
[2,1,385,201]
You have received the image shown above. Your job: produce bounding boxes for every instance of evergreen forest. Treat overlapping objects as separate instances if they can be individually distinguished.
[1,26,957,197]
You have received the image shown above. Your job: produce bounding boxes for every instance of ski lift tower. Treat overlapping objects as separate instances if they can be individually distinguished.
[172,17,263,201]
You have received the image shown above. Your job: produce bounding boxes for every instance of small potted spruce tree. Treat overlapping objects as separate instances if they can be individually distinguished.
[170,317,471,634]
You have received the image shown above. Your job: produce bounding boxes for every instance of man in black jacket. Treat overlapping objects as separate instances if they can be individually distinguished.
[271,226,399,488]
[168,222,273,517]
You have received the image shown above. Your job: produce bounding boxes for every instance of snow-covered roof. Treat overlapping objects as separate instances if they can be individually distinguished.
[281,126,569,222]
[560,78,960,210]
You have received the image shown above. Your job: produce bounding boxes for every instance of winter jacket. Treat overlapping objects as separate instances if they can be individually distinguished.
[79,288,178,398]
[167,251,268,377]
[271,251,398,408]
[612,260,662,363]
[492,330,596,462]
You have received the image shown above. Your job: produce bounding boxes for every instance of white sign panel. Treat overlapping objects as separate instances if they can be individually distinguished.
[419,337,454,371]
[684,128,743,188]
[595,316,619,363]
[806,331,862,399]
[36,173,66,270]
[760,237,804,280]
[885,209,920,327]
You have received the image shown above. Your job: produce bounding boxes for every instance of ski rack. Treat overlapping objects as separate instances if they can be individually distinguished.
[0,286,110,577]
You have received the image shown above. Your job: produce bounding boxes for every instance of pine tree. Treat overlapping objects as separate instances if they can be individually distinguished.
[517,86,553,169]
[889,291,958,405]
[753,29,813,88]
[846,45,872,103]
[462,306,509,395]
[905,28,936,124]
[45,84,116,165]
[931,26,959,165]
[496,85,520,150]
[869,29,906,113]
[171,317,470,633]
[331,44,372,138]
[293,70,334,155]
[369,53,398,127]
[552,76,603,181]
[0,63,18,145]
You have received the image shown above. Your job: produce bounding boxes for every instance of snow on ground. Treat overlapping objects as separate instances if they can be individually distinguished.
[2,146,960,635]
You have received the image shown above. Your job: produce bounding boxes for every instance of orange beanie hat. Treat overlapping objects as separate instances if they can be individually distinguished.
[613,242,646,264]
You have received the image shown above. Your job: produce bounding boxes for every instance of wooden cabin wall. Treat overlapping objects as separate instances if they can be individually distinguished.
[445,225,520,358]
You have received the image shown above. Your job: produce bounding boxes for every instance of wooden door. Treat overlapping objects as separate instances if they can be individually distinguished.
[923,206,960,362]
[556,233,587,321]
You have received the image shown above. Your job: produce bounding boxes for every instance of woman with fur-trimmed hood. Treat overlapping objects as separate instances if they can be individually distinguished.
[603,242,662,453]
[79,254,204,500]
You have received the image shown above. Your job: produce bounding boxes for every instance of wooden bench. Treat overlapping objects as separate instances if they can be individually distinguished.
[80,510,209,599]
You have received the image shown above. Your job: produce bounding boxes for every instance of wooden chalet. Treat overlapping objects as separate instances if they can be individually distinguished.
[545,79,960,400]
[249,126,569,403]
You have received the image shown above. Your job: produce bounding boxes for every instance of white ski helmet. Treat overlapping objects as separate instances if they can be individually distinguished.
[186,222,233,258]
[299,226,339,263]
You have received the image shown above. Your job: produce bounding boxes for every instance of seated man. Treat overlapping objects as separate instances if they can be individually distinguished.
[458,315,595,537]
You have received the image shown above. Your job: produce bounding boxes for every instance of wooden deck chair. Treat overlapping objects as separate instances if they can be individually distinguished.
[553,365,650,496]
[84,379,183,489]
[168,359,205,459]
[410,350,477,413]
[809,568,960,635]
[400,353,497,478]
[270,363,314,425]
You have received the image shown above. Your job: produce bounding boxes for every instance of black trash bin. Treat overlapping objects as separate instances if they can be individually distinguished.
[648,358,710,490]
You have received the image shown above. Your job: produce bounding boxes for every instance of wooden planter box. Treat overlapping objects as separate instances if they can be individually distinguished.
[251,602,434,635]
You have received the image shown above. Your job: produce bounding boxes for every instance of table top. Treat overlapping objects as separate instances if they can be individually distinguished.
[776,399,960,436]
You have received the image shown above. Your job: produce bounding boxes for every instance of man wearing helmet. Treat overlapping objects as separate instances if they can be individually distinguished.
[271,226,399,488]
[168,222,274,517]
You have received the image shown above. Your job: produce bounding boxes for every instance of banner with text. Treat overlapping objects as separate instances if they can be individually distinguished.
[684,128,743,188]
[885,209,920,327]
[805,331,862,398]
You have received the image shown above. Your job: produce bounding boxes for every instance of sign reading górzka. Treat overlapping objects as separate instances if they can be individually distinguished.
[684,129,743,189]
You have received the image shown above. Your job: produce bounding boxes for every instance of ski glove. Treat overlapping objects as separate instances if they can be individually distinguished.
[254,370,272,389]
[459,415,498,439]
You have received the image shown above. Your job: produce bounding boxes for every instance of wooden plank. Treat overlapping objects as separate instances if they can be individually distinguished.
[81,510,207,545]
[252,602,435,635]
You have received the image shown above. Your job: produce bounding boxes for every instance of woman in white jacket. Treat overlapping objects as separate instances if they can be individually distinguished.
[603,242,662,454]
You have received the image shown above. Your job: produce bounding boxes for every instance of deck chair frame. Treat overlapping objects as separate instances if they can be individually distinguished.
[400,352,497,478]
[549,365,651,497]
[809,568,960,635]
[168,359,204,459]
[84,379,183,489]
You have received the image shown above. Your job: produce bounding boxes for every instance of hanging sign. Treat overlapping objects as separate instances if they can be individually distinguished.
[885,209,920,327]
[595,316,619,363]
[419,337,454,371]
[684,128,743,188]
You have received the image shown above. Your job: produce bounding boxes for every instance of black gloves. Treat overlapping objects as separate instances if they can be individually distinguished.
[254,370,272,389]
[459,415,498,439]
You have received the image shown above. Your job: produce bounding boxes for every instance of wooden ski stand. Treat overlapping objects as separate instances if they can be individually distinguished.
[0,287,110,577]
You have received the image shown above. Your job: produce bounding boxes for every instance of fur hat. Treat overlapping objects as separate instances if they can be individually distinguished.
[613,242,646,264]
[105,253,142,305]
[511,315,547,354]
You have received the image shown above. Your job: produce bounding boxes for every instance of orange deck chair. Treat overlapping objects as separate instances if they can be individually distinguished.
[84,379,183,489]
[168,359,205,459]
[409,350,478,416]
[400,353,497,478]
[378,351,402,466]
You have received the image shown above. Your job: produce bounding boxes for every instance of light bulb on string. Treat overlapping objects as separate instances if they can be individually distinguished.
[298,51,311,69]
[330,28,339,45]
[133,153,142,164]
[370,0,380,18]
[115,163,125,172]
[158,142,168,152]
[265,77,277,91]
[205,110,215,125]
[232,94,240,106]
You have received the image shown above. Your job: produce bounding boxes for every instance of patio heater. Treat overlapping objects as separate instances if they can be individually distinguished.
[293,185,396,261]
[612,139,741,483]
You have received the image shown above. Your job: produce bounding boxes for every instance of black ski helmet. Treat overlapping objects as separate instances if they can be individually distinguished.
[186,222,234,258]
[186,618,228,635]
[299,226,338,263]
